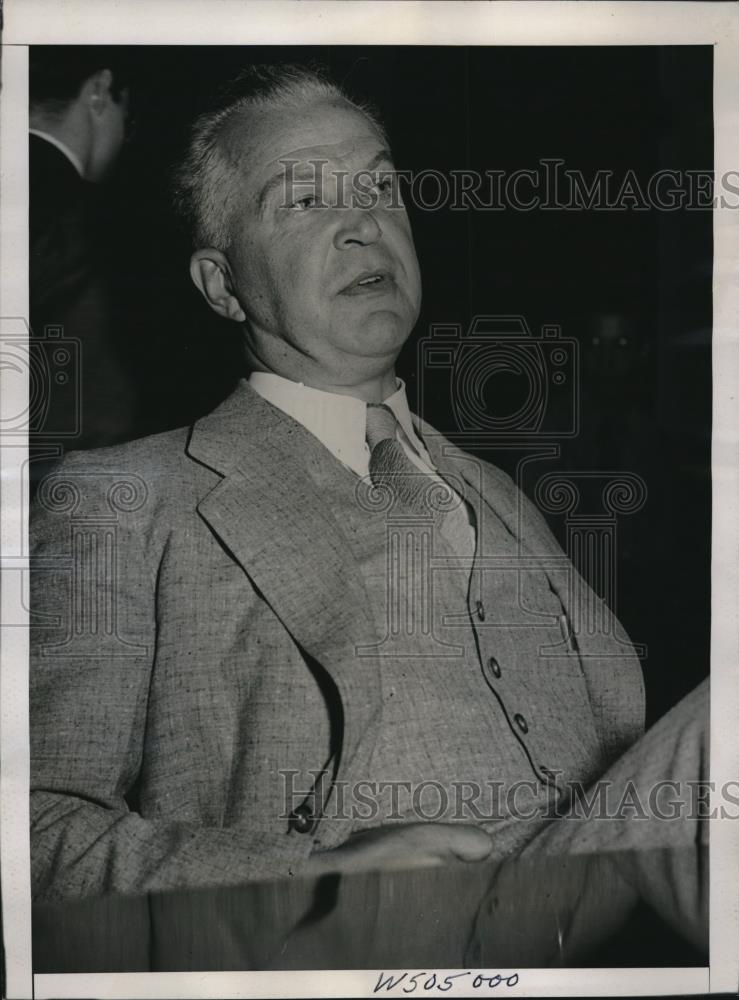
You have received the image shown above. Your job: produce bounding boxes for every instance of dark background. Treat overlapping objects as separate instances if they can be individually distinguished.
[41,45,713,725]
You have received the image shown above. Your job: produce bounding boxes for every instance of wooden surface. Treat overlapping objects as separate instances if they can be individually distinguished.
[33,844,707,972]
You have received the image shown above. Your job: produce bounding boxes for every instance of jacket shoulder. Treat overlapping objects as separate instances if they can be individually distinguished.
[33,426,209,527]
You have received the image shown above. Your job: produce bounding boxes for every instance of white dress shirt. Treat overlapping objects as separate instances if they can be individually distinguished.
[29,128,85,179]
[248,371,475,557]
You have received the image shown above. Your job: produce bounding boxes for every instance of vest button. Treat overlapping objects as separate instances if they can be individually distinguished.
[488,656,502,679]
[288,803,316,835]
[476,601,486,622]
[514,713,529,734]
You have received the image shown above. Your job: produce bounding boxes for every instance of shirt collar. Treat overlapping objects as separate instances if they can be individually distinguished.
[30,128,85,179]
[247,371,430,477]
[382,378,423,451]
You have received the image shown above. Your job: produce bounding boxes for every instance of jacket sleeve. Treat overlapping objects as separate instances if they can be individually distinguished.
[30,453,312,902]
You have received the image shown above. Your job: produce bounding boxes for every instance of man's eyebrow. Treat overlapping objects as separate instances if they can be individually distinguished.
[363,149,395,172]
[257,149,396,214]
[258,168,298,215]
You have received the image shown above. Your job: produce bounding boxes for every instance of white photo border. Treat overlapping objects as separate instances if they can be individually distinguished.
[1,2,737,997]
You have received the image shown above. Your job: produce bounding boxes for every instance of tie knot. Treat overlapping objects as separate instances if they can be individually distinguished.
[366,403,399,452]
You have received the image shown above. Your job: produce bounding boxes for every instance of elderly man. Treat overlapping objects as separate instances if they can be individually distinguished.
[30,65,654,902]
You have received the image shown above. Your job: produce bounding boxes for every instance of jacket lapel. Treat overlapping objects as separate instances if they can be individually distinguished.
[188,380,382,776]
[417,420,639,657]
[417,421,592,624]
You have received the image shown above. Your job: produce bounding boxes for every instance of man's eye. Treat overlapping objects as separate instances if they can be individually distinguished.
[291,195,318,211]
[375,174,394,193]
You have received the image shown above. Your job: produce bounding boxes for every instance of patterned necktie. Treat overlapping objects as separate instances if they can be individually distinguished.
[365,403,476,590]
[365,403,457,521]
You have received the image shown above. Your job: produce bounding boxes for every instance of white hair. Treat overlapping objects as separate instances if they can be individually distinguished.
[172,64,387,250]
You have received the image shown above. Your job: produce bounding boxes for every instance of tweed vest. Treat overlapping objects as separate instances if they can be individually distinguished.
[300,426,608,844]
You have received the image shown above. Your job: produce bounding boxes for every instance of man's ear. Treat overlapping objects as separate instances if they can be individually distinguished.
[190,249,247,323]
[83,69,114,116]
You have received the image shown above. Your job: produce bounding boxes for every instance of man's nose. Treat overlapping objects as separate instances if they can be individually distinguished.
[333,207,383,250]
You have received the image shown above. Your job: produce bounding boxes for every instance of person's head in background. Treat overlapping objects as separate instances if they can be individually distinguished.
[173,64,422,403]
[30,46,132,183]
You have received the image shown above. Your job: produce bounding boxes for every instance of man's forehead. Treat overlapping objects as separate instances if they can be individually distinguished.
[265,136,391,173]
[222,100,390,178]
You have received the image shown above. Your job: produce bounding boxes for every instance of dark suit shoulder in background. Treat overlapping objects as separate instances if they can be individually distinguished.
[29,132,138,465]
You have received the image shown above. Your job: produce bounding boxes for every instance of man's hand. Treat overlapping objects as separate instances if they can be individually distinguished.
[304,822,493,875]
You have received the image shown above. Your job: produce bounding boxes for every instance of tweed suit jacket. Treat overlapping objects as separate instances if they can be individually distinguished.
[30,379,645,901]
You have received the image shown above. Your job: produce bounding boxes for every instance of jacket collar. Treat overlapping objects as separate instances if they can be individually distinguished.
[187,378,288,477]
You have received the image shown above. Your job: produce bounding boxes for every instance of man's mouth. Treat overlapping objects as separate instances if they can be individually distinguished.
[340,269,395,295]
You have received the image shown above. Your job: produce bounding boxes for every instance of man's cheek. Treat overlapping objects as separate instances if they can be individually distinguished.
[281,251,320,294]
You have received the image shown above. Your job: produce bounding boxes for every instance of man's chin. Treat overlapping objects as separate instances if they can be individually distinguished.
[343,310,414,358]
